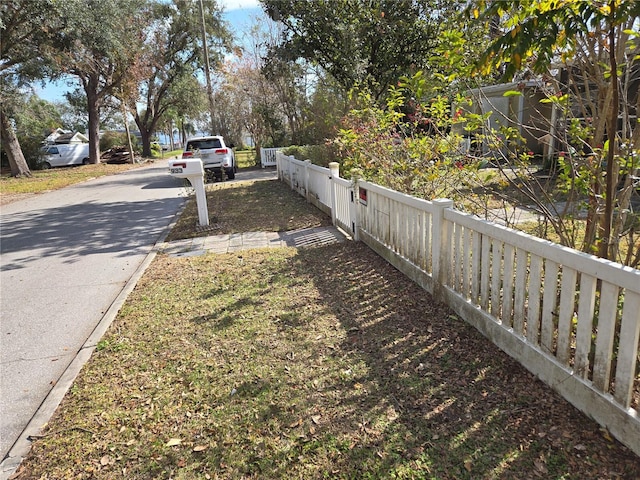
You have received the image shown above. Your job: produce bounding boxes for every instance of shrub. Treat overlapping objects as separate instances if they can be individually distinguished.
[281,144,336,167]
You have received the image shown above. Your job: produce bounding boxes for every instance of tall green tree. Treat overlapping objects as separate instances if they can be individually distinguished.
[131,0,232,157]
[0,0,59,176]
[43,0,151,164]
[262,0,447,100]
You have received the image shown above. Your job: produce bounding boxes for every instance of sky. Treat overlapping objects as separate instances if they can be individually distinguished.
[35,0,264,103]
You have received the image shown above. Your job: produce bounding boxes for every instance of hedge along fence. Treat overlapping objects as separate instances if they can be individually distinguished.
[276,151,640,457]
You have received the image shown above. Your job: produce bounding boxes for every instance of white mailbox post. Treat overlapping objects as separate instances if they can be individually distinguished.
[168,158,209,227]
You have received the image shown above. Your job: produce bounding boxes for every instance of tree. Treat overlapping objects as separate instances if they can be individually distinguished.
[131,0,232,157]
[262,0,447,100]
[43,0,151,164]
[0,0,59,176]
[13,95,63,168]
[474,0,640,263]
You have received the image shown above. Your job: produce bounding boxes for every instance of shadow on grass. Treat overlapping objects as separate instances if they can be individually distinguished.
[213,242,639,479]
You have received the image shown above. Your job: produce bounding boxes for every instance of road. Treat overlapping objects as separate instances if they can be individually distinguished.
[0,162,188,472]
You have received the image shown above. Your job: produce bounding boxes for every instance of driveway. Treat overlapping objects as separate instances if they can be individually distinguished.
[0,163,189,469]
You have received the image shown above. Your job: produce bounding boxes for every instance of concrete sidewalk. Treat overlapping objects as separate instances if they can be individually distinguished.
[158,226,347,257]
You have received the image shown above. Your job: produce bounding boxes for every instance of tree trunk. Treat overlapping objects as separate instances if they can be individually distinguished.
[0,108,32,177]
[598,6,619,260]
[122,103,135,164]
[140,127,153,158]
[85,77,102,164]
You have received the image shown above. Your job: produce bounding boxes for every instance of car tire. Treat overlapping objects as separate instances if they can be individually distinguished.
[43,162,52,169]
[226,168,235,180]
[82,158,90,165]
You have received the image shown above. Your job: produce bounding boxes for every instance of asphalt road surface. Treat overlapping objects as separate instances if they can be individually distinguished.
[0,162,190,472]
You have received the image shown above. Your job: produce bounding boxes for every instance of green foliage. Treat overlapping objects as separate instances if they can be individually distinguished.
[263,0,445,99]
[333,73,482,203]
[11,95,63,168]
[473,0,640,80]
[281,144,335,167]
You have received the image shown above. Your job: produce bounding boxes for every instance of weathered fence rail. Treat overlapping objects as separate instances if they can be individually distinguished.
[276,151,640,457]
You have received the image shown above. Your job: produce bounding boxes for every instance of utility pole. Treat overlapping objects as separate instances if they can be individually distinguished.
[198,0,216,135]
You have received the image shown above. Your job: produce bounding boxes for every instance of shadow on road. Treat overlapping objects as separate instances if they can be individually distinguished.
[0,197,183,271]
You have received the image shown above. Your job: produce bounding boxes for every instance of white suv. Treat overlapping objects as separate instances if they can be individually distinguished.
[182,136,236,182]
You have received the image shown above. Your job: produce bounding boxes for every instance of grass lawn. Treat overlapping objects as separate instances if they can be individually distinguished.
[15,179,640,479]
[166,180,332,241]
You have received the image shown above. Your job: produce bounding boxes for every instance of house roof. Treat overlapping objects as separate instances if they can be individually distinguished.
[50,132,89,144]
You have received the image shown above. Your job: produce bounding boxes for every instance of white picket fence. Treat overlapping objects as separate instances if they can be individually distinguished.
[276,151,640,457]
[259,147,281,168]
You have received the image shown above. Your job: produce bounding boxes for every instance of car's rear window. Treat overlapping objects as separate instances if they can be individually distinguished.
[186,139,222,150]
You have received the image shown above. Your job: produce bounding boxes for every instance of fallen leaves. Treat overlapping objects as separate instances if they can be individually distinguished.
[14,241,640,479]
[165,438,182,447]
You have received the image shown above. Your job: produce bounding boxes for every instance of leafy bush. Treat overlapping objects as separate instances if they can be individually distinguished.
[332,76,482,204]
[20,137,48,170]
[281,144,335,167]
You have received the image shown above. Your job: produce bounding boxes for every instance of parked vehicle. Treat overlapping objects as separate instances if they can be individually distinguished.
[41,144,90,168]
[182,136,235,182]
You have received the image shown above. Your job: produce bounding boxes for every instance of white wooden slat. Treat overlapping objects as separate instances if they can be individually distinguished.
[462,228,472,300]
[405,203,417,264]
[480,234,492,310]
[444,208,640,293]
[491,240,503,319]
[540,260,559,355]
[574,274,597,379]
[527,255,543,344]
[513,248,528,336]
[389,198,397,252]
[397,200,404,255]
[425,212,432,274]
[556,267,577,365]
[370,191,377,238]
[614,291,640,408]
[471,231,481,304]
[402,203,410,258]
[592,282,620,392]
[419,210,427,271]
[444,218,454,287]
[382,195,390,245]
[502,244,515,328]
[454,223,463,292]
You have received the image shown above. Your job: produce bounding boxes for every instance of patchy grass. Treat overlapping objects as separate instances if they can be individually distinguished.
[166,179,332,241]
[235,150,258,169]
[0,162,148,200]
[17,240,640,479]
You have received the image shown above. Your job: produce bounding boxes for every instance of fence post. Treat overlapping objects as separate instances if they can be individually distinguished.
[350,177,360,241]
[304,160,311,202]
[431,198,454,302]
[288,155,294,191]
[329,162,339,226]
